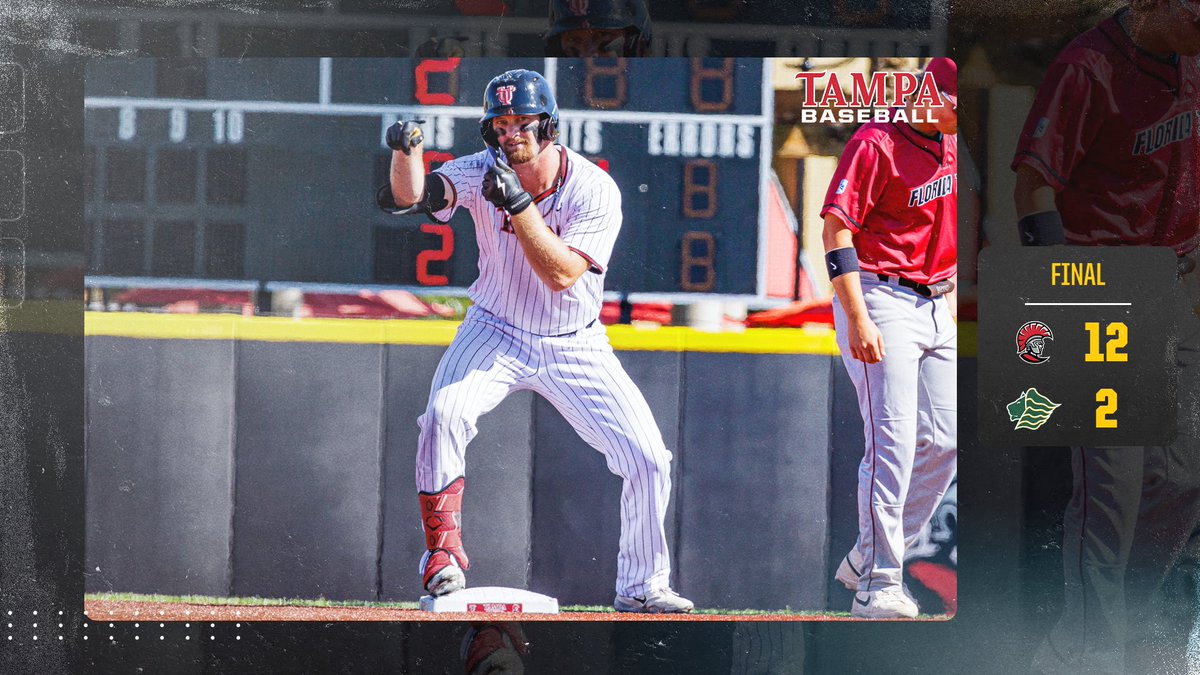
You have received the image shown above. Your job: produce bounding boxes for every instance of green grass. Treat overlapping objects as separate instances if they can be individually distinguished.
[87,592,419,611]
[86,592,841,616]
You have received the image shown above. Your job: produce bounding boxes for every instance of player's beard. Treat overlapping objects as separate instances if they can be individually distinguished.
[504,139,535,164]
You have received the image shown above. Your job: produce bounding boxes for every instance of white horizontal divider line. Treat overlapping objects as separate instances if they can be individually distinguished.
[1024,302,1132,306]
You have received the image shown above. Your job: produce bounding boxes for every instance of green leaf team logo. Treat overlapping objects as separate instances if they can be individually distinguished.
[1007,388,1061,430]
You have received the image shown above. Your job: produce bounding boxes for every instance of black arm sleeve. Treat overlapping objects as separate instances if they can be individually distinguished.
[376,173,449,220]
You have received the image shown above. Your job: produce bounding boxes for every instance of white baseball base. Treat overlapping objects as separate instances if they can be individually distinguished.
[419,586,560,614]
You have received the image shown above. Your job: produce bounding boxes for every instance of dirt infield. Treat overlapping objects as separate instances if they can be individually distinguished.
[85,599,894,622]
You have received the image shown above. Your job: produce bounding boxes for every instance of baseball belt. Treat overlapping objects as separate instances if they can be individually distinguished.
[875,274,955,298]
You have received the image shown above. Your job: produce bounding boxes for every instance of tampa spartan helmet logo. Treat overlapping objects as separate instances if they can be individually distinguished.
[1016,321,1053,364]
[495,85,516,106]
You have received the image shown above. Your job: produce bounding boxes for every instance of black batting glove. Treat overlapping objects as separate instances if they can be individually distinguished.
[386,119,425,155]
[481,155,533,215]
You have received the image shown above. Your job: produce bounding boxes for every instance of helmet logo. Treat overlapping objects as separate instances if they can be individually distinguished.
[568,0,588,16]
[496,85,516,106]
[1016,321,1053,364]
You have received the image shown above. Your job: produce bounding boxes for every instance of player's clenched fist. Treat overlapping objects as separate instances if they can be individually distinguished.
[386,119,425,155]
[847,317,885,364]
[481,155,533,215]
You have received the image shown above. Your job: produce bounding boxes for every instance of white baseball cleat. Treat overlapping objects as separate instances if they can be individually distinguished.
[837,549,921,612]
[421,549,467,596]
[614,588,695,614]
[835,548,864,590]
[851,588,919,619]
[426,566,466,597]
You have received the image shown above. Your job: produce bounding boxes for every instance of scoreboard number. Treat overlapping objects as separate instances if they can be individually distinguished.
[416,223,454,286]
[1084,321,1129,363]
[833,0,889,24]
[681,231,716,292]
[682,159,718,218]
[584,59,628,110]
[422,150,455,176]
[685,0,743,21]
[689,59,734,113]
[414,58,461,106]
[1096,388,1118,429]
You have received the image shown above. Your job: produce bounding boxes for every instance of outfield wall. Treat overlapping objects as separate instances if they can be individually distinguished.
[85,312,889,610]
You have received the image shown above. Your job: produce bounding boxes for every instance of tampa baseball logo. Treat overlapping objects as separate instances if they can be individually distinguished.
[1016,321,1054,364]
[496,85,516,106]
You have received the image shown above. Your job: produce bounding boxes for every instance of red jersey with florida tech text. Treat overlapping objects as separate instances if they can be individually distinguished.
[1011,12,1200,254]
[821,117,958,285]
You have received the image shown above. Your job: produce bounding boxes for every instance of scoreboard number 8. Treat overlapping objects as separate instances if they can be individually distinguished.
[584,59,628,110]
[681,231,716,292]
[582,59,736,113]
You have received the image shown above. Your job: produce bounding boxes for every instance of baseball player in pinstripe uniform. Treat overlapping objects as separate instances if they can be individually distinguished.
[381,69,692,613]
[821,58,959,619]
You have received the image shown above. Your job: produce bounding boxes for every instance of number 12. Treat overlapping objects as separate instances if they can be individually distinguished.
[1085,322,1128,362]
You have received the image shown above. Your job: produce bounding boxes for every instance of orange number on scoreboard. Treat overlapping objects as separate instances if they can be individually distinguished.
[681,231,716,292]
[833,0,889,25]
[414,58,461,106]
[422,151,455,175]
[690,58,734,113]
[417,223,454,286]
[685,0,743,21]
[683,159,718,218]
[584,58,628,109]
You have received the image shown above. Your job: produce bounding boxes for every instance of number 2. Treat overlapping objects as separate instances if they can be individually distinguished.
[416,224,454,286]
[1096,388,1118,429]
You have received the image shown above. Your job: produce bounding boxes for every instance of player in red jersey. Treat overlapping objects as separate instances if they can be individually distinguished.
[821,58,959,619]
[1012,1,1200,671]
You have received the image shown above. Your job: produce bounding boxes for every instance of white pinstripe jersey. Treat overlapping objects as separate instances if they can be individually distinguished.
[431,145,621,336]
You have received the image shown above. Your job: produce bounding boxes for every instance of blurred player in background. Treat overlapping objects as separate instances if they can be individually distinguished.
[544,0,651,57]
[381,69,692,613]
[1012,0,1200,670]
[821,58,959,619]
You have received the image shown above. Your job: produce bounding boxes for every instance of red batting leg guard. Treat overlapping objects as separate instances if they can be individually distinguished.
[419,476,470,575]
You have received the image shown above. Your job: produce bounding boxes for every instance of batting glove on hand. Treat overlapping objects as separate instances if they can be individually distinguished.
[481,155,533,215]
[386,119,425,155]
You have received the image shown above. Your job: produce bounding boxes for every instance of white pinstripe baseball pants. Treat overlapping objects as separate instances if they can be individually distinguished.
[416,306,675,597]
[834,279,959,593]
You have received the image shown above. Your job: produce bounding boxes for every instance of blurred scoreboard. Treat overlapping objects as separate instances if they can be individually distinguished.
[84,58,773,296]
[649,0,936,29]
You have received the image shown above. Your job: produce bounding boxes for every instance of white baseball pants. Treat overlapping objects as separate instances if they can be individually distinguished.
[416,306,674,597]
[834,278,959,593]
